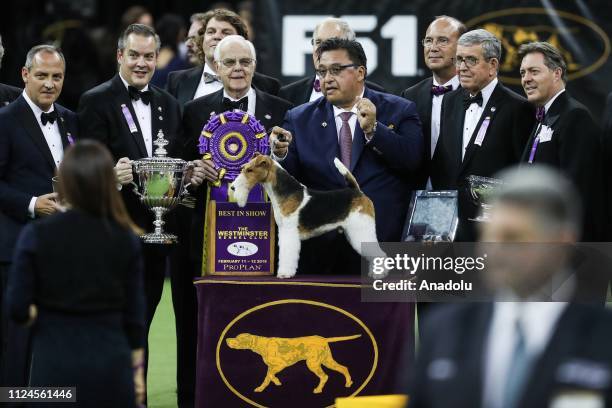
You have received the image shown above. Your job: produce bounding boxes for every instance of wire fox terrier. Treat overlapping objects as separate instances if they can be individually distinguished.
[229,153,387,278]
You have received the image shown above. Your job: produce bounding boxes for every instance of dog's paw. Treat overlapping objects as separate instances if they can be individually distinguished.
[254,386,265,393]
[345,379,353,388]
[277,270,296,279]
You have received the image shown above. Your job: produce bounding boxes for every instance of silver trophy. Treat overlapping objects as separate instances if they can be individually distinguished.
[131,130,192,244]
[465,175,503,222]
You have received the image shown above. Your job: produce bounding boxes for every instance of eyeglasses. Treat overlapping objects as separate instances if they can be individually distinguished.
[220,58,255,68]
[315,64,359,78]
[421,37,450,48]
[455,56,481,68]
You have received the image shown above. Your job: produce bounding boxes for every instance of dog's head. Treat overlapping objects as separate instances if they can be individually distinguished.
[226,333,255,349]
[229,153,274,207]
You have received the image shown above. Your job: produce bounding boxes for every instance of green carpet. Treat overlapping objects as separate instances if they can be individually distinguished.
[148,279,177,408]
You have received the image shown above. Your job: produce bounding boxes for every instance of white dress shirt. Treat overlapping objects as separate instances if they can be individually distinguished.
[223,87,256,116]
[482,301,567,408]
[332,88,365,142]
[23,91,64,218]
[194,63,223,99]
[119,74,153,157]
[462,77,498,159]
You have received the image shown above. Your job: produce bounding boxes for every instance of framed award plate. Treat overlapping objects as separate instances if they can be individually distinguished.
[403,190,458,242]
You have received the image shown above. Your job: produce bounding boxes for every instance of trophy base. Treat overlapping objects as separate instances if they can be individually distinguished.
[140,232,178,245]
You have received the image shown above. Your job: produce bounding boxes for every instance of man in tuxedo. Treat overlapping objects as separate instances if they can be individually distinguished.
[604,91,612,239]
[401,16,465,189]
[272,38,423,274]
[280,17,385,106]
[409,165,612,408]
[77,24,205,403]
[0,45,76,385]
[0,35,21,107]
[519,42,604,242]
[167,8,280,107]
[179,35,292,407]
[185,13,206,67]
[431,29,534,241]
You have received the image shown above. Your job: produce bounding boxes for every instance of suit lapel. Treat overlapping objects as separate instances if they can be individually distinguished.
[418,78,434,156]
[55,107,72,148]
[318,100,342,181]
[300,76,316,105]
[349,88,377,172]
[16,97,56,170]
[111,76,148,158]
[184,66,203,103]
[254,90,278,131]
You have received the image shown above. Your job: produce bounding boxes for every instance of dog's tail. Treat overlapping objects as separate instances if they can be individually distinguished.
[333,158,360,190]
[326,334,362,343]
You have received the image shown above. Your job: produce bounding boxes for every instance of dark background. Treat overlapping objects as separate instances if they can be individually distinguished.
[1,0,610,121]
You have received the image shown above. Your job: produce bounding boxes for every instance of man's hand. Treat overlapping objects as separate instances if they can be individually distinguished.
[270,126,293,158]
[200,159,219,183]
[356,97,377,136]
[34,193,60,217]
[187,160,207,186]
[115,157,133,185]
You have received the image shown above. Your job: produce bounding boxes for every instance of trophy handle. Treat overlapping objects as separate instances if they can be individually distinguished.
[180,182,192,197]
[130,181,144,198]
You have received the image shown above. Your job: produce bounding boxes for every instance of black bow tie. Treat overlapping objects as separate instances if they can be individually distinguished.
[41,111,58,126]
[128,86,152,105]
[463,91,483,110]
[223,96,248,111]
[431,85,452,96]
[203,72,220,84]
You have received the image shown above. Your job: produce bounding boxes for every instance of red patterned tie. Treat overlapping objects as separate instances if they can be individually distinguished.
[339,112,353,167]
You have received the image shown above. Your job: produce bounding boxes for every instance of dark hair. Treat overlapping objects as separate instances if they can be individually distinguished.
[194,9,249,64]
[121,6,151,30]
[155,14,185,53]
[58,140,141,235]
[118,24,161,52]
[518,41,568,83]
[316,38,367,73]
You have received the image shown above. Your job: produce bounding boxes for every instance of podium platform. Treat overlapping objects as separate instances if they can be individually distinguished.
[194,275,414,408]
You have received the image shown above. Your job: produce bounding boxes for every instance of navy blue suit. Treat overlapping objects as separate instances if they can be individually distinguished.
[0,95,77,263]
[280,87,423,274]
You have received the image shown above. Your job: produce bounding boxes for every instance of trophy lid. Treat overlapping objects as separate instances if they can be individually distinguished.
[133,129,187,171]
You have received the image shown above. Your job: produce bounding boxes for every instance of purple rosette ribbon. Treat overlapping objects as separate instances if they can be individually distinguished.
[198,110,269,202]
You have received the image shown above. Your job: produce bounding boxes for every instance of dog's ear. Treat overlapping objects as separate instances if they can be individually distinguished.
[256,155,271,169]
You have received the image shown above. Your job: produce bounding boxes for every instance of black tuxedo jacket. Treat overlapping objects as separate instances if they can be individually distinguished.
[409,303,612,408]
[520,91,603,241]
[182,88,292,264]
[603,92,612,239]
[0,96,78,262]
[167,65,281,106]
[77,75,182,231]
[279,75,386,106]
[0,83,21,108]
[431,82,535,237]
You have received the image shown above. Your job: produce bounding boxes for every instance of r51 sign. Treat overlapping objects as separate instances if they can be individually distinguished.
[282,15,419,77]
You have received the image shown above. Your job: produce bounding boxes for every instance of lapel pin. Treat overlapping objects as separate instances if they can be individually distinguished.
[60,116,64,122]
[158,106,162,112]
[159,116,163,121]
[490,106,496,112]
[322,121,327,128]
[265,114,271,120]
[388,124,395,129]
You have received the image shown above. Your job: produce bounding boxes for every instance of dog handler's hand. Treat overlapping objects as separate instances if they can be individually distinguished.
[200,159,219,183]
[270,126,292,158]
[356,97,377,137]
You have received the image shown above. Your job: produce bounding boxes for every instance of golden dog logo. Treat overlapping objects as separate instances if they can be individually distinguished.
[226,333,361,394]
[466,8,610,85]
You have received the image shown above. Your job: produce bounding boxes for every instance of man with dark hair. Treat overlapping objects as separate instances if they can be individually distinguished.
[166,9,280,106]
[0,44,77,386]
[401,16,466,189]
[0,34,21,107]
[280,17,385,106]
[77,24,206,402]
[409,165,612,408]
[271,38,423,274]
[519,41,603,241]
[431,29,534,241]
